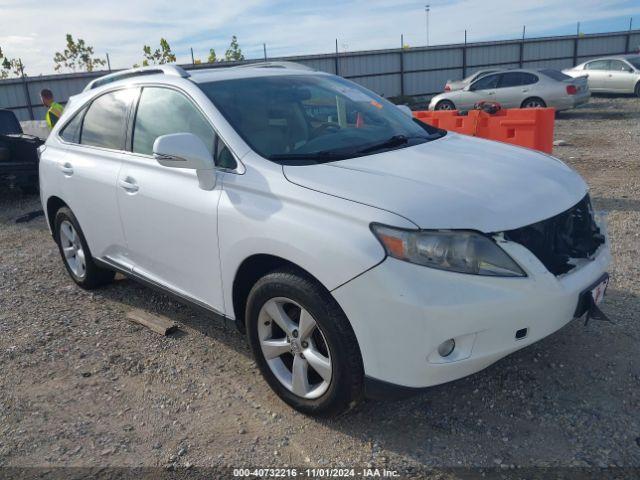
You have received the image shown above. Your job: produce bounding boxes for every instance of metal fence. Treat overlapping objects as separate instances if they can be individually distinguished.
[2,28,639,122]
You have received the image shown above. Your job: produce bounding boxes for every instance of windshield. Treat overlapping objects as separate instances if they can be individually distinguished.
[628,57,640,70]
[539,69,572,81]
[198,74,444,162]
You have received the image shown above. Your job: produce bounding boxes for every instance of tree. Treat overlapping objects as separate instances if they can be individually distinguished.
[141,38,176,66]
[0,47,22,78]
[207,48,217,63]
[53,34,106,72]
[224,36,244,61]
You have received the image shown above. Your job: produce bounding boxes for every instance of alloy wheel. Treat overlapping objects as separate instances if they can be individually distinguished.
[258,297,332,399]
[59,220,86,279]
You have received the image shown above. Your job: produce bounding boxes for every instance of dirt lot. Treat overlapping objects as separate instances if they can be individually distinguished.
[0,96,639,477]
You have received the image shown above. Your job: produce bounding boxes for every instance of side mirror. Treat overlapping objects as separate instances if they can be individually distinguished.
[396,105,413,117]
[153,133,216,190]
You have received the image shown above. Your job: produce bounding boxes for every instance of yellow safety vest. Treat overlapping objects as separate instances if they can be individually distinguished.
[46,102,64,129]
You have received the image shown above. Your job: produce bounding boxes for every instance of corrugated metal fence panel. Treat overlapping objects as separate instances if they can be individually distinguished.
[403,47,462,71]
[338,52,400,76]
[404,68,463,96]
[523,58,575,70]
[467,43,520,66]
[578,34,627,56]
[297,57,336,74]
[524,39,574,61]
[630,33,640,51]
[349,74,401,98]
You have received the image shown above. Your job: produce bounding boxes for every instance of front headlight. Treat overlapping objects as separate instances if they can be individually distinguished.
[371,224,525,277]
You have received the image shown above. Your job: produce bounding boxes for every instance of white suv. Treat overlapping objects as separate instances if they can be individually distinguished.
[40,64,611,416]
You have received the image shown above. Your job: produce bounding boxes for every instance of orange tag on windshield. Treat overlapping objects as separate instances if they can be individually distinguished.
[370,100,383,109]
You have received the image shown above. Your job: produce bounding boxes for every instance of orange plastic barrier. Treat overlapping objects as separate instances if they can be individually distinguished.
[413,108,555,154]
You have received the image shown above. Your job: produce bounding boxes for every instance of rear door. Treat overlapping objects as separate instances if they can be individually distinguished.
[495,72,539,108]
[606,59,637,93]
[583,60,610,90]
[116,85,227,312]
[54,88,137,262]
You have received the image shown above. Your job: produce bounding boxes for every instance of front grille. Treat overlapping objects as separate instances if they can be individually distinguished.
[504,195,605,275]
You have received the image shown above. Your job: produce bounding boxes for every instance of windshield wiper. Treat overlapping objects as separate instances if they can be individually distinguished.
[268,151,349,163]
[354,134,432,154]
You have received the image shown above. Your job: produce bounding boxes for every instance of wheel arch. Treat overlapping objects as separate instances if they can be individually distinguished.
[46,195,69,233]
[231,254,324,333]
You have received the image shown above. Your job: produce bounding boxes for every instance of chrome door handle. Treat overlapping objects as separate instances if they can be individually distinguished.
[60,162,73,176]
[119,177,139,193]
[522,89,529,92]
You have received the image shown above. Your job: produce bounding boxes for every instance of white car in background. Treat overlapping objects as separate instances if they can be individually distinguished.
[40,65,610,416]
[430,69,590,111]
[563,55,640,96]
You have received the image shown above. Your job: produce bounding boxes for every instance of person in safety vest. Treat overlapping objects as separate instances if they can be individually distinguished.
[40,89,64,130]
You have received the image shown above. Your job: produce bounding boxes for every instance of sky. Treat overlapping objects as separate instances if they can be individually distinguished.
[1,0,639,77]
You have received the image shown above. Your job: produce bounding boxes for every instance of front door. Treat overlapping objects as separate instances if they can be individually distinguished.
[458,73,501,110]
[116,86,225,312]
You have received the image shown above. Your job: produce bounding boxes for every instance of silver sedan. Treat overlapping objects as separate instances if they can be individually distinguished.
[429,69,590,112]
[563,55,640,96]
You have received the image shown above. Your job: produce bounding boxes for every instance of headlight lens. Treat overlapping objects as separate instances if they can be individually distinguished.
[371,224,525,277]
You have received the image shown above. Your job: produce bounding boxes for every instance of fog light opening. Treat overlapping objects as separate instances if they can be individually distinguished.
[437,339,456,357]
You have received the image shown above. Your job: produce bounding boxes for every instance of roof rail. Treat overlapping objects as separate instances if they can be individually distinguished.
[232,61,314,71]
[83,65,191,91]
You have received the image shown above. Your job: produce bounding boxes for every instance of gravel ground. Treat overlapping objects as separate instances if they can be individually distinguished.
[0,95,638,477]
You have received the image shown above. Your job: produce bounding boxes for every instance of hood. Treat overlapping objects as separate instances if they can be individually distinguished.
[283,133,588,232]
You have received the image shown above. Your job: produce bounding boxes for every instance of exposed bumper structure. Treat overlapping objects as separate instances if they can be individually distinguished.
[332,236,611,391]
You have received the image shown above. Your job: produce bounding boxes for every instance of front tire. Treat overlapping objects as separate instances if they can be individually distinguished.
[635,82,640,98]
[246,268,364,416]
[435,100,456,111]
[54,207,115,289]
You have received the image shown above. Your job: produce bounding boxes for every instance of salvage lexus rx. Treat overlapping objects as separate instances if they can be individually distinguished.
[39,64,611,416]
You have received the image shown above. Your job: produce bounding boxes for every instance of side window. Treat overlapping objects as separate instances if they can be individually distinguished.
[81,89,136,150]
[521,73,538,85]
[59,107,85,144]
[216,137,237,170]
[498,72,526,88]
[609,60,631,72]
[132,87,216,157]
[585,60,610,71]
[469,73,500,91]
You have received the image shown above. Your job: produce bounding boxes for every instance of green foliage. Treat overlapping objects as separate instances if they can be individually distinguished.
[0,47,23,78]
[53,34,106,72]
[207,48,217,63]
[224,36,244,61]
[142,38,176,66]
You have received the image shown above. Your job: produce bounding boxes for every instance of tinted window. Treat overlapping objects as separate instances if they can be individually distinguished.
[585,60,610,71]
[540,69,572,81]
[498,72,538,88]
[133,87,216,157]
[470,73,500,90]
[59,108,85,143]
[199,75,442,162]
[609,60,631,72]
[216,137,237,169]
[469,70,497,82]
[81,89,136,149]
[628,57,640,69]
[0,110,21,134]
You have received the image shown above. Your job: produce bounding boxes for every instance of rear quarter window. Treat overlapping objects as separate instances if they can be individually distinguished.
[81,89,137,150]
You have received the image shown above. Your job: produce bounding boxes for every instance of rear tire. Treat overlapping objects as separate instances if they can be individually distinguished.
[54,207,115,289]
[635,82,640,98]
[521,97,546,108]
[435,100,456,111]
[246,268,364,416]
